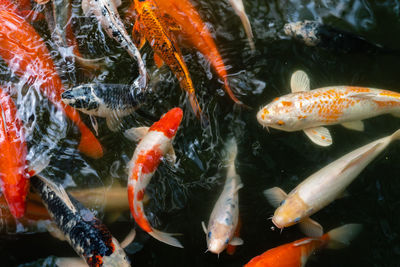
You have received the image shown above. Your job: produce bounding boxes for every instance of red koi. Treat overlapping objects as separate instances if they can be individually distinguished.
[127,107,183,248]
[245,224,361,267]
[0,0,103,158]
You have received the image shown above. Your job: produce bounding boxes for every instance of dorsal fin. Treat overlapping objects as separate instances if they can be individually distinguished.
[290,70,310,92]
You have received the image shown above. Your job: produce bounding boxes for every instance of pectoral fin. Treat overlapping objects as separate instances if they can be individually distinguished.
[201,221,207,234]
[124,127,150,142]
[164,144,176,165]
[341,121,364,131]
[229,237,244,246]
[290,70,310,92]
[106,114,123,132]
[299,217,323,237]
[89,115,99,136]
[263,187,287,208]
[303,127,332,146]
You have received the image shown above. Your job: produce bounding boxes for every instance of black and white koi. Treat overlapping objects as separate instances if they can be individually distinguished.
[202,138,243,255]
[31,174,130,267]
[81,0,147,89]
[62,83,145,131]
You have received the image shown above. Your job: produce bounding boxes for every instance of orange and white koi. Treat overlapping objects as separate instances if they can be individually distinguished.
[202,138,243,254]
[245,224,362,267]
[264,129,400,237]
[0,0,103,158]
[257,70,400,146]
[126,0,205,123]
[81,0,147,89]
[126,107,183,248]
[152,0,244,105]
[228,0,254,50]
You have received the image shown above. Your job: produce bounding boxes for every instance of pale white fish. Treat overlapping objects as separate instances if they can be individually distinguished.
[202,137,244,254]
[228,0,255,50]
[81,0,147,89]
[264,129,400,237]
[257,70,400,147]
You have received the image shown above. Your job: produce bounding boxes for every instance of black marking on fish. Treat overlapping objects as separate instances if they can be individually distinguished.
[31,176,117,267]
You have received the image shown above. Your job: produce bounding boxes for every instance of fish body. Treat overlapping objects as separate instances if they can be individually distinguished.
[245,224,362,267]
[264,129,400,236]
[0,2,103,158]
[257,70,400,146]
[129,0,204,122]
[202,138,243,254]
[31,175,130,267]
[62,83,144,130]
[228,0,254,50]
[0,87,28,218]
[82,0,147,89]
[127,107,183,248]
[152,0,243,105]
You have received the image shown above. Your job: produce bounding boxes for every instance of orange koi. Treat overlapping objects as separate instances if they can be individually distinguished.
[127,0,205,123]
[0,86,29,218]
[0,0,103,158]
[152,0,244,105]
[245,224,362,267]
[126,107,183,248]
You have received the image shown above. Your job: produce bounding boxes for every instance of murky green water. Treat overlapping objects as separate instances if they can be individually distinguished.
[1,0,400,266]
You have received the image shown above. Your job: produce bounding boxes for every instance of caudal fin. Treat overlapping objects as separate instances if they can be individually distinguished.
[237,11,254,50]
[389,129,400,141]
[148,228,183,248]
[326,224,362,249]
[77,124,103,159]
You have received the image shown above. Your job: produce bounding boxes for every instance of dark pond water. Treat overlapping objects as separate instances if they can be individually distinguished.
[1,0,400,266]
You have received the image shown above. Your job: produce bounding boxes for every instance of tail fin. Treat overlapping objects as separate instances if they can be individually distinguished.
[326,224,362,249]
[238,12,255,50]
[224,137,239,180]
[148,228,183,248]
[390,129,400,141]
[77,124,103,159]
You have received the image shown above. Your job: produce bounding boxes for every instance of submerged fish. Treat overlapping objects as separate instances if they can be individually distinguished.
[152,0,244,105]
[31,175,130,267]
[228,0,254,50]
[0,86,29,218]
[257,70,400,146]
[245,224,362,267]
[125,107,183,248]
[201,138,243,255]
[81,0,147,90]
[62,83,145,131]
[264,129,400,237]
[0,1,103,158]
[284,20,391,54]
[128,0,206,123]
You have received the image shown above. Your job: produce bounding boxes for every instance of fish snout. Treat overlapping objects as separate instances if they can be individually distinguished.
[271,215,287,229]
[207,239,225,255]
[256,108,272,126]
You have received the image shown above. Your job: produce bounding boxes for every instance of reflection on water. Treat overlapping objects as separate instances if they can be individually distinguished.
[1,0,400,266]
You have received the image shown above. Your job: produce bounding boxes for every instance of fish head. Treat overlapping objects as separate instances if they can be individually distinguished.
[257,98,298,131]
[272,193,309,228]
[101,237,131,267]
[149,107,183,138]
[206,221,231,254]
[283,20,320,46]
[61,85,100,112]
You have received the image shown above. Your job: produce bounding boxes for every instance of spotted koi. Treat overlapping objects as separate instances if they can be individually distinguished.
[257,70,400,146]
[126,107,183,248]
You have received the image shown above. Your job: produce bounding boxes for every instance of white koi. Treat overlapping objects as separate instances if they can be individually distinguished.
[264,129,400,237]
[228,0,255,50]
[257,70,400,146]
[202,138,243,254]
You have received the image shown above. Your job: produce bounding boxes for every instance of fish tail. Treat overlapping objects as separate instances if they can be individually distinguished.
[148,228,184,248]
[237,11,255,50]
[77,122,104,159]
[224,137,239,180]
[223,78,250,108]
[325,224,362,249]
[4,179,28,218]
[390,128,400,141]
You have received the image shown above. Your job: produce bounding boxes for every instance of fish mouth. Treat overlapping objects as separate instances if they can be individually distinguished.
[271,217,284,229]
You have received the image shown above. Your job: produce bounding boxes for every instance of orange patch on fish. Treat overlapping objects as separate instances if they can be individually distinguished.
[128,186,152,232]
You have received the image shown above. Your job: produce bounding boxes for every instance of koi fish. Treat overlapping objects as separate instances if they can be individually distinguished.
[226,216,242,255]
[127,0,206,123]
[31,174,130,267]
[245,224,362,267]
[284,20,391,54]
[257,70,400,146]
[264,129,400,237]
[0,1,103,158]
[0,86,29,218]
[228,0,254,50]
[151,0,244,105]
[62,83,145,131]
[125,107,183,248]
[81,0,147,90]
[201,138,243,254]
